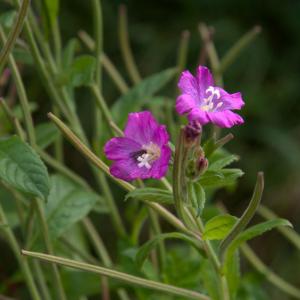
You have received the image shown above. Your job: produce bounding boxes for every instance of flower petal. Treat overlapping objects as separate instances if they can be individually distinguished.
[178,71,199,100]
[176,94,197,115]
[124,111,160,145]
[217,89,245,111]
[208,110,244,128]
[110,159,150,181]
[151,125,170,147]
[104,137,140,160]
[149,145,172,179]
[187,107,210,125]
[196,66,214,99]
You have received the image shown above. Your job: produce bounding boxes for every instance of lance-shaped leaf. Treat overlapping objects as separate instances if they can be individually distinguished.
[0,136,50,200]
[125,188,173,205]
[112,68,177,125]
[224,219,292,267]
[209,153,239,171]
[203,214,238,240]
[219,172,264,259]
[45,175,101,239]
[136,232,200,268]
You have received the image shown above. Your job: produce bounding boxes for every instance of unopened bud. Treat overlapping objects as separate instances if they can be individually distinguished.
[197,156,208,176]
[184,120,202,146]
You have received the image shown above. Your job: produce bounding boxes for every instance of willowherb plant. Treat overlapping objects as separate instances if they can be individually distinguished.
[0,1,299,300]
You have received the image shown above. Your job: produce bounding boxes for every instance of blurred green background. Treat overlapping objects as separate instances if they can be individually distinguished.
[1,0,300,298]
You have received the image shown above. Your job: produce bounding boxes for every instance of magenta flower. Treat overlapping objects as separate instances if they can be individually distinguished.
[104,111,171,181]
[176,66,245,128]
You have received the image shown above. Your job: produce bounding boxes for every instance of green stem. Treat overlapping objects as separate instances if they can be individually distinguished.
[0,26,36,146]
[0,0,30,71]
[34,199,67,300]
[78,30,129,94]
[0,203,41,300]
[241,244,300,299]
[32,260,52,300]
[190,210,230,300]
[198,23,222,86]
[219,26,261,74]
[258,205,300,251]
[22,250,210,300]
[177,30,190,74]
[118,4,141,84]
[219,172,264,261]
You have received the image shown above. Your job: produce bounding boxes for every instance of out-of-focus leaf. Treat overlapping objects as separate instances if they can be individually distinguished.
[125,188,173,205]
[44,0,59,27]
[56,55,96,87]
[136,232,200,268]
[199,169,244,188]
[62,38,79,69]
[112,68,177,125]
[224,219,292,266]
[0,10,17,28]
[0,136,50,201]
[0,186,19,228]
[35,122,60,149]
[45,175,101,238]
[203,214,238,240]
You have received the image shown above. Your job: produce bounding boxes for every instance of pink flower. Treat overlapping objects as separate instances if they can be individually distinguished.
[104,111,171,181]
[176,66,245,128]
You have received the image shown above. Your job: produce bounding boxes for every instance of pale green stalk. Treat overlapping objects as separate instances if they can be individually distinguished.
[0,0,30,71]
[0,26,36,146]
[78,30,129,94]
[258,205,300,251]
[241,244,300,299]
[22,250,210,300]
[0,204,41,300]
[118,4,141,84]
[219,26,261,73]
[177,30,190,74]
[32,260,52,300]
[35,199,67,300]
[83,218,130,300]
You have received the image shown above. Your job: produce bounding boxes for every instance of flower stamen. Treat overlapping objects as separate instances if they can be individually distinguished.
[137,142,161,169]
[201,86,221,112]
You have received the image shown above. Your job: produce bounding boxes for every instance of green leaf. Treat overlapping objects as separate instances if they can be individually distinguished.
[35,122,60,149]
[199,169,244,188]
[224,250,240,299]
[56,55,96,87]
[125,188,173,205]
[44,0,59,27]
[112,68,177,125]
[209,154,239,171]
[203,214,238,240]
[62,38,79,69]
[0,136,50,200]
[45,175,100,238]
[136,232,200,268]
[189,182,206,216]
[0,10,17,28]
[224,219,292,265]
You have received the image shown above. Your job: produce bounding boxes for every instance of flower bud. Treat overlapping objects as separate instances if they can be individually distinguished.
[183,120,202,147]
[196,156,208,176]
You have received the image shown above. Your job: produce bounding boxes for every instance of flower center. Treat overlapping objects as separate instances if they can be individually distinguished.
[136,142,161,169]
[201,86,223,112]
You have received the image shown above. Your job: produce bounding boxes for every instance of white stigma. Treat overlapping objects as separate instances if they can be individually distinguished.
[136,142,161,169]
[202,86,222,112]
[137,154,152,169]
